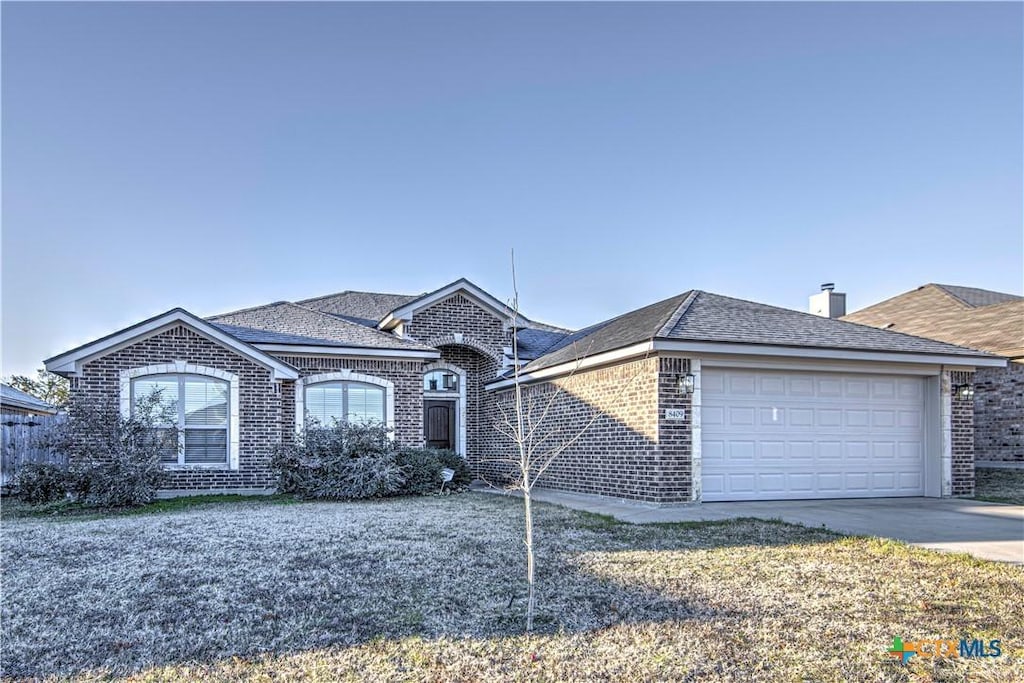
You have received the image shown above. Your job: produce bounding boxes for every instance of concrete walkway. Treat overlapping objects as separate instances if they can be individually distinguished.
[477,487,1024,564]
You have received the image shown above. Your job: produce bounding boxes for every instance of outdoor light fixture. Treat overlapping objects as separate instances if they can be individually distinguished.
[443,373,458,391]
[678,373,695,395]
[954,383,975,400]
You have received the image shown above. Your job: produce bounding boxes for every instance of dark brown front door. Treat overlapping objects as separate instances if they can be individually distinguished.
[424,400,456,450]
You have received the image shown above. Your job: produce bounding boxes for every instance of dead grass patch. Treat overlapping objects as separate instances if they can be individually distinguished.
[2,493,1021,681]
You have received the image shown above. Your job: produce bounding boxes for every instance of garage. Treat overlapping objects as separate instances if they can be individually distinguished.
[701,367,927,502]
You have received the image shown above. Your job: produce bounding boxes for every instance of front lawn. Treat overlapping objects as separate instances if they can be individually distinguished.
[2,494,1021,681]
[974,467,1024,505]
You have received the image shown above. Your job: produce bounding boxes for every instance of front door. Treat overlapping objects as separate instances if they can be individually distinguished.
[424,400,456,450]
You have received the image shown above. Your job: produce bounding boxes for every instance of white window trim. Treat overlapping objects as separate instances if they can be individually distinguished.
[119,362,240,470]
[296,371,395,434]
[423,361,467,457]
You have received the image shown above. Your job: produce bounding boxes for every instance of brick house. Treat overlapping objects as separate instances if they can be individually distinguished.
[843,283,1023,464]
[44,278,1002,501]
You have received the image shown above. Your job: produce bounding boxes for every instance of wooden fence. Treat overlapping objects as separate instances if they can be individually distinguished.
[1,413,67,488]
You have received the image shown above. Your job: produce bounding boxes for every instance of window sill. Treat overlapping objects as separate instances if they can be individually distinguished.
[163,464,234,471]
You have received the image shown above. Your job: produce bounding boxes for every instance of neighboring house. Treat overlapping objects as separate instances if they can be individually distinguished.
[43,278,1002,502]
[843,283,1023,463]
[1,383,59,417]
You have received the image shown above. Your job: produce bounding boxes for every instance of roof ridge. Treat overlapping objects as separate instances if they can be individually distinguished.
[207,300,295,320]
[926,283,975,309]
[930,283,1023,308]
[656,290,699,338]
[296,289,417,304]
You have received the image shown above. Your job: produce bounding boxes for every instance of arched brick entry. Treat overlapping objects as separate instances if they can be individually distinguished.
[428,341,502,465]
[424,334,502,365]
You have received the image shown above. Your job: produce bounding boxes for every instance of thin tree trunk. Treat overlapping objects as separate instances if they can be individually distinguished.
[523,482,536,633]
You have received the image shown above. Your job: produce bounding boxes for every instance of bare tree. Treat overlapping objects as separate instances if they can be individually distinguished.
[491,251,650,633]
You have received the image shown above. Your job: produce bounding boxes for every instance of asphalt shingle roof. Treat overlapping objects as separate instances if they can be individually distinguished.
[932,284,1023,309]
[1,383,58,413]
[208,303,435,351]
[210,322,356,347]
[844,284,1024,359]
[524,290,994,372]
[513,328,572,360]
[297,291,419,321]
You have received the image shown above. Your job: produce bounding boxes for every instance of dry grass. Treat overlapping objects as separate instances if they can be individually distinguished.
[974,468,1024,506]
[2,493,1022,682]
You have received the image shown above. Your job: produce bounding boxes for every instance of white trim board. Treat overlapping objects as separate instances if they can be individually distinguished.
[653,340,1003,368]
[379,278,529,331]
[485,340,1000,390]
[45,308,299,381]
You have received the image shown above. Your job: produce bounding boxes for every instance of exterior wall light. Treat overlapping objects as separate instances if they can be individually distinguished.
[954,383,975,400]
[679,373,695,395]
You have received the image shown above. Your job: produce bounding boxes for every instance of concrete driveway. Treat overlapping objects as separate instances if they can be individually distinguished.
[507,489,1024,564]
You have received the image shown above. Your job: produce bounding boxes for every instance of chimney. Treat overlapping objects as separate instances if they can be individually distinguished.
[809,282,846,318]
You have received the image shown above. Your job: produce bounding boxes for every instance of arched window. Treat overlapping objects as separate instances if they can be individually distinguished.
[305,381,386,427]
[423,369,459,392]
[131,374,229,466]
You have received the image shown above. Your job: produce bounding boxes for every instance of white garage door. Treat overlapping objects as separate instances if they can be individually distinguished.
[701,368,926,502]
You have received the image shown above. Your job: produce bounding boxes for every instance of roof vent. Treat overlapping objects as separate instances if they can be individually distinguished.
[809,283,846,319]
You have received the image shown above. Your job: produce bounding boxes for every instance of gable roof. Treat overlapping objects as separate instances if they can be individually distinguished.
[1,383,58,414]
[298,290,419,321]
[44,309,300,380]
[379,278,530,330]
[209,302,436,352]
[520,290,1000,374]
[843,284,1024,358]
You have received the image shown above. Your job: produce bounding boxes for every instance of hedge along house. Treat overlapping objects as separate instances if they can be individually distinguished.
[44,278,1003,501]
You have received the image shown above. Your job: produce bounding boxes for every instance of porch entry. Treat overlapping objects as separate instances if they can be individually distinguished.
[424,400,456,450]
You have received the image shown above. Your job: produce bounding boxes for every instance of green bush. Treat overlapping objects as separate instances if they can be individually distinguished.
[395,447,472,494]
[15,463,68,505]
[270,422,471,499]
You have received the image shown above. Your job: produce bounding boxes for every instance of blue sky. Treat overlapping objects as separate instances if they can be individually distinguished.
[3,2,1021,377]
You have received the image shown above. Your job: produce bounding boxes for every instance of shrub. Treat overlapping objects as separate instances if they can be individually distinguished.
[395,447,472,495]
[36,391,173,508]
[271,422,405,499]
[270,422,470,499]
[15,463,68,505]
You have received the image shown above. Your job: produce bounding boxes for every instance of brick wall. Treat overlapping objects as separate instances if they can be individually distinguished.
[271,355,427,446]
[75,325,283,491]
[404,294,510,357]
[973,363,1024,462]
[478,356,695,504]
[656,357,694,501]
[949,369,975,496]
[405,294,509,462]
